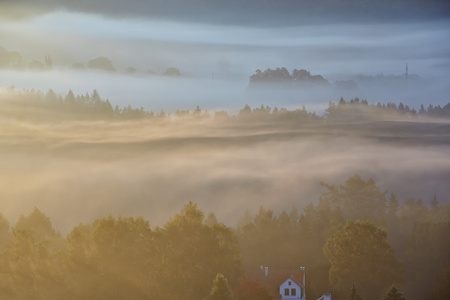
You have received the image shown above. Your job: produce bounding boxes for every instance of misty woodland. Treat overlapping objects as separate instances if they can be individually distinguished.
[1,0,450,300]
[0,87,449,300]
[0,178,449,300]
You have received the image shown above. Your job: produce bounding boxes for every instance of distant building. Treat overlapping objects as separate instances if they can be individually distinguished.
[245,267,330,300]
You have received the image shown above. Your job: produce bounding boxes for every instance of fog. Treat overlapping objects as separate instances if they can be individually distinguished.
[0,110,449,233]
[1,10,450,113]
[0,2,449,232]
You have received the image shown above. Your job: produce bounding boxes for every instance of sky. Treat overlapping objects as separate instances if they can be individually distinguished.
[1,1,449,112]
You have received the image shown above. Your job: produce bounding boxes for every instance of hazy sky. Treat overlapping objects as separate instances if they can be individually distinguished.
[1,1,450,113]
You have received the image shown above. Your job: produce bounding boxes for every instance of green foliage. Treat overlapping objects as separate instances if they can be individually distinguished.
[153,202,242,299]
[324,220,403,300]
[0,174,448,299]
[320,175,388,223]
[210,273,234,300]
[3,86,450,123]
[237,204,335,300]
[403,221,450,300]
[237,205,305,269]
[65,215,153,299]
[0,202,243,299]
[431,264,450,299]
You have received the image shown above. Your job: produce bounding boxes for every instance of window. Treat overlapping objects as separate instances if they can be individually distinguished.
[291,289,296,296]
[288,281,291,286]
[284,289,289,296]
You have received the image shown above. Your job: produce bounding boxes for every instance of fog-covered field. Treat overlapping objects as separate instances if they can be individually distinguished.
[0,112,448,233]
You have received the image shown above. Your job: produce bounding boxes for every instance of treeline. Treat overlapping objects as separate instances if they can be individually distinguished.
[325,97,450,121]
[236,175,450,300]
[0,45,180,76]
[2,88,450,122]
[249,68,330,86]
[0,88,319,122]
[0,175,449,300]
[0,46,53,71]
[0,203,242,300]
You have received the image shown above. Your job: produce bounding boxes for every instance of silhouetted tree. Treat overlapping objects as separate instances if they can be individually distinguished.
[163,67,180,76]
[381,286,405,300]
[87,56,115,72]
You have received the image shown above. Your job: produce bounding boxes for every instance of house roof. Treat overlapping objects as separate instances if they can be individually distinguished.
[245,269,304,298]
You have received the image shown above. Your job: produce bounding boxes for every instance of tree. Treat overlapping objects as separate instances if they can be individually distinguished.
[205,212,218,226]
[87,56,116,72]
[65,215,153,299]
[29,60,45,70]
[210,273,234,300]
[350,283,362,300]
[163,67,180,76]
[44,55,52,68]
[403,221,450,300]
[233,277,271,300]
[124,66,136,74]
[1,209,67,299]
[152,202,242,299]
[14,207,64,250]
[0,46,23,69]
[323,220,403,300]
[431,264,450,299]
[0,213,12,247]
[382,286,405,300]
[319,175,387,223]
[71,62,86,70]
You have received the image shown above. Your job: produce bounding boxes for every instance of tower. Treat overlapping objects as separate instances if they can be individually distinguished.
[405,63,408,80]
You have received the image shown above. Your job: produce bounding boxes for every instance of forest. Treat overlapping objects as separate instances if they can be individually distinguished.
[1,0,449,298]
[1,87,450,121]
[0,88,449,299]
[0,176,449,300]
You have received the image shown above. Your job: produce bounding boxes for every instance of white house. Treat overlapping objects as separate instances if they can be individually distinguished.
[245,267,306,300]
[279,277,304,300]
[245,267,330,300]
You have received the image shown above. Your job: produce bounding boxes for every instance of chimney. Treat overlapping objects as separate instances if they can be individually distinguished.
[300,266,306,300]
[264,266,268,277]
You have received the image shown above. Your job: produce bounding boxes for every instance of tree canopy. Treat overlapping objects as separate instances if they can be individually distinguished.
[210,273,234,300]
[324,221,403,300]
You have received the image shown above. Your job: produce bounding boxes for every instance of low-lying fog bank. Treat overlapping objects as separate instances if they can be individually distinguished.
[0,110,448,233]
[1,67,449,116]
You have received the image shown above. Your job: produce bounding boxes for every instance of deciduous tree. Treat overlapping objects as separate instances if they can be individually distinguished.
[210,273,234,300]
[324,220,402,300]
